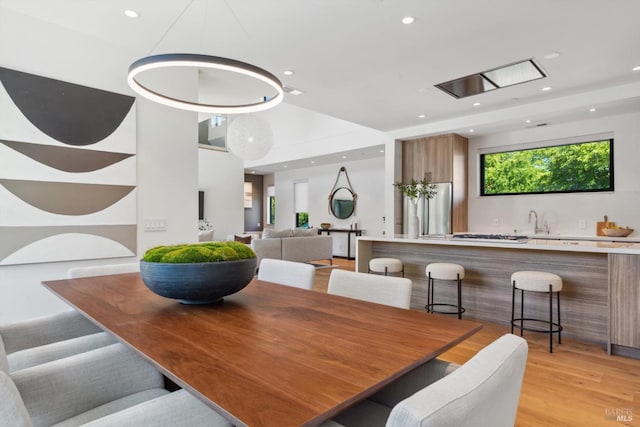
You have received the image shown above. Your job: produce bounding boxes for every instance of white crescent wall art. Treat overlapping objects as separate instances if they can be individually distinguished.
[0,67,136,265]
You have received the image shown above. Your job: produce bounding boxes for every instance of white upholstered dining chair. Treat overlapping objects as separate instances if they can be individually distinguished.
[67,262,140,278]
[327,269,412,309]
[0,263,140,373]
[0,311,115,373]
[258,258,316,290]
[0,342,232,427]
[321,334,528,427]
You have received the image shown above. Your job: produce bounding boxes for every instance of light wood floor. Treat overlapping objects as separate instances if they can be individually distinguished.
[314,258,639,427]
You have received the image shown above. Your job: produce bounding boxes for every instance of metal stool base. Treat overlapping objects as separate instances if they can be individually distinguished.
[511,318,563,334]
[511,283,562,353]
[425,303,466,317]
[425,274,464,319]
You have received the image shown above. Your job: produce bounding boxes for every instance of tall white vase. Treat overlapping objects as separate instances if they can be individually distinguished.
[407,200,419,239]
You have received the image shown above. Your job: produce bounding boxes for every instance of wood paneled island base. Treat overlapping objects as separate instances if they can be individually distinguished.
[43,274,482,427]
[357,236,640,357]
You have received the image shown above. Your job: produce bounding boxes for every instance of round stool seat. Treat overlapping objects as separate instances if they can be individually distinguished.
[425,263,466,319]
[426,263,465,281]
[511,271,562,292]
[511,270,563,352]
[369,258,403,274]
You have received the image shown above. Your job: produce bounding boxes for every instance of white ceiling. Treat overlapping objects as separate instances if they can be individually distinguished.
[3,0,640,171]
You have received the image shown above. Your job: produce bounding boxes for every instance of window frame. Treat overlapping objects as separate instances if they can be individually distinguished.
[479,137,614,196]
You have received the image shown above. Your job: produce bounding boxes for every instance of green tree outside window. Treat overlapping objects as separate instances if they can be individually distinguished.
[481,139,612,195]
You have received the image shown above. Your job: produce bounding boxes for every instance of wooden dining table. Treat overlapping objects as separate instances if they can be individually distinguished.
[43,274,482,427]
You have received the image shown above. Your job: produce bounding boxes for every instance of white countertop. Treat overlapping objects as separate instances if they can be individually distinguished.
[359,234,640,255]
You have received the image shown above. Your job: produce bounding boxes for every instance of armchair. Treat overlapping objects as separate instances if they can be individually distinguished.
[1,342,232,427]
[9,343,168,426]
[0,263,140,373]
[325,334,528,427]
[0,310,114,373]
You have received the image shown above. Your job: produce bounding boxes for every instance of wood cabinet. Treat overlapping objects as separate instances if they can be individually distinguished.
[402,133,468,232]
[609,254,640,354]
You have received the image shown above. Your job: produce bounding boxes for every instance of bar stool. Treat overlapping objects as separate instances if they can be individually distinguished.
[368,258,404,277]
[511,271,563,353]
[425,263,465,319]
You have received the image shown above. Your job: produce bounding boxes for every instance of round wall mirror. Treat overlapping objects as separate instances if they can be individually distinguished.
[330,187,356,219]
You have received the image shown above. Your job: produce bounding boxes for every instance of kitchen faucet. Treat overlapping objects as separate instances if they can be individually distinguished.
[529,210,549,234]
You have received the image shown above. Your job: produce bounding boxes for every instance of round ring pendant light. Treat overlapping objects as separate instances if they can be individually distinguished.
[127,53,284,114]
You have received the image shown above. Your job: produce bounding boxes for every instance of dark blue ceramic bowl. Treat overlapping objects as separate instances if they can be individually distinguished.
[139,258,257,304]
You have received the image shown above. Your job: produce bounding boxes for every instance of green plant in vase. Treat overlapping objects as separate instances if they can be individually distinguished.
[394,178,438,238]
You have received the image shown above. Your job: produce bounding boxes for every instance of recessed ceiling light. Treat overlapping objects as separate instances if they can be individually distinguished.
[542,86,552,91]
[473,102,481,106]
[283,85,305,96]
[124,9,139,18]
[342,155,347,159]
[283,165,288,168]
[418,114,426,118]
[469,129,475,133]
[633,66,640,71]
[589,108,597,112]
[251,170,256,174]
[543,52,561,60]
[379,149,385,153]
[401,16,415,25]
[283,70,294,76]
[525,119,531,123]
[310,160,315,164]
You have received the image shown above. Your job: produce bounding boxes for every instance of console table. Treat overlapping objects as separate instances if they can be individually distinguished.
[318,228,362,260]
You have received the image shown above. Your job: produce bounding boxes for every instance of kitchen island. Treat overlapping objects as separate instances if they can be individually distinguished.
[356,235,640,358]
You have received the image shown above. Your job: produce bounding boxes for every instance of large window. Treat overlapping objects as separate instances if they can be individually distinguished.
[266,186,275,225]
[296,212,309,228]
[480,138,613,196]
[294,180,309,228]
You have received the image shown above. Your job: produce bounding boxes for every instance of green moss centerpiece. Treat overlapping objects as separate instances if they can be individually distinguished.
[140,241,257,304]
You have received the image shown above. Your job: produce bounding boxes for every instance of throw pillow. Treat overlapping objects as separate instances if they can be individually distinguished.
[262,229,293,239]
[234,234,252,244]
[293,228,317,237]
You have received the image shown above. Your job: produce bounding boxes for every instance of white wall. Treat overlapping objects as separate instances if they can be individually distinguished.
[273,157,386,236]
[245,103,396,235]
[245,103,393,170]
[467,111,640,235]
[198,148,245,240]
[0,10,199,322]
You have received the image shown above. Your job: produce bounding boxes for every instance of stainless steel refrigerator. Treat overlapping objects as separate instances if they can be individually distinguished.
[403,182,452,235]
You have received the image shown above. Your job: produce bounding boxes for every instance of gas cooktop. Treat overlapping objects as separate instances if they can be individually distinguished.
[451,233,529,243]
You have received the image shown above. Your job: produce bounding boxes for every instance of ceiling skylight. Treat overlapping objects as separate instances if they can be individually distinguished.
[435,59,546,99]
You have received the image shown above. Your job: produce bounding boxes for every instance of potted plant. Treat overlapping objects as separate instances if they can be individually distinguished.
[139,241,257,304]
[394,178,438,238]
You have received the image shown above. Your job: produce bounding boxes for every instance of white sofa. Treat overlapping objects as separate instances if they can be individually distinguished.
[251,228,333,267]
